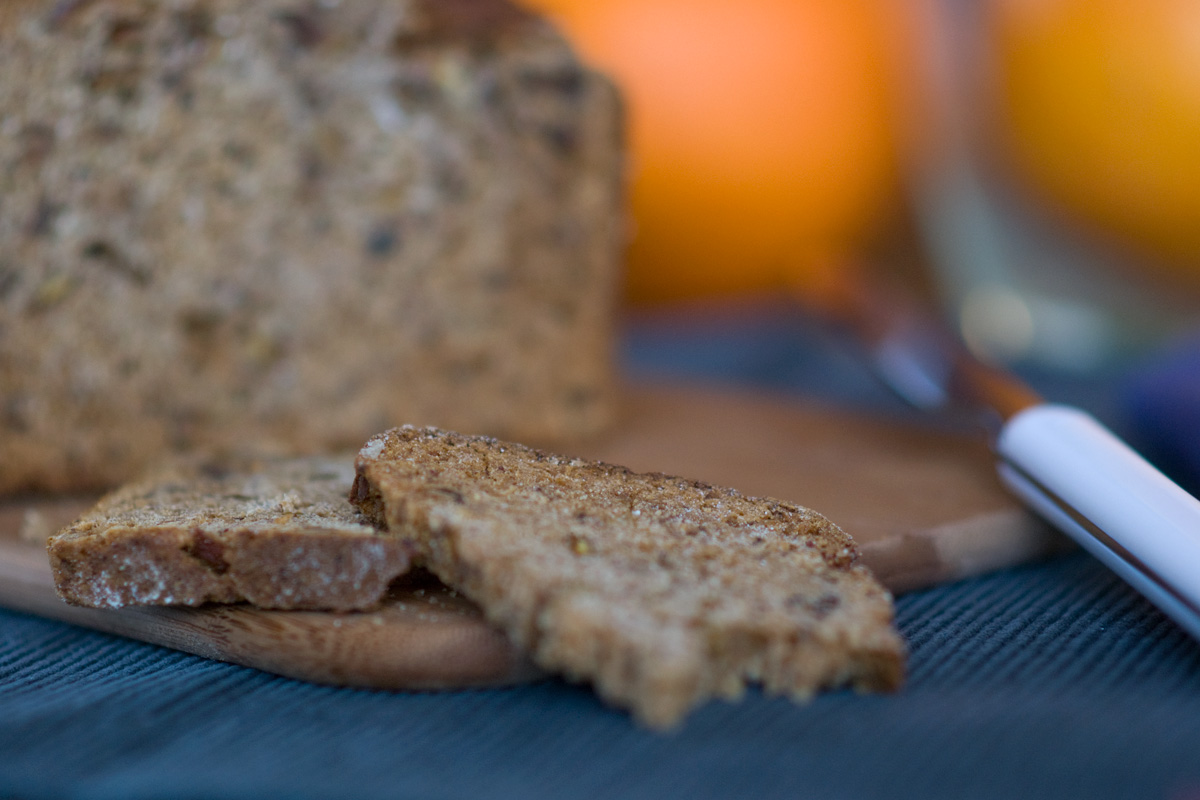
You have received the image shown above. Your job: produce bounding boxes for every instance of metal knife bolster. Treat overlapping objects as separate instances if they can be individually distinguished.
[995,404,1200,640]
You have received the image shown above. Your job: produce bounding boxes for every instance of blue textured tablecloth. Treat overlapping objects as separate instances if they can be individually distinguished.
[4,299,1199,800]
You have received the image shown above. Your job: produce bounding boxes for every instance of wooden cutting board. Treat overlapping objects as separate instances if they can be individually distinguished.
[0,382,1067,689]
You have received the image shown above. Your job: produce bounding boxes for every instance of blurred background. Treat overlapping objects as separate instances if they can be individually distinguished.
[527,0,1200,487]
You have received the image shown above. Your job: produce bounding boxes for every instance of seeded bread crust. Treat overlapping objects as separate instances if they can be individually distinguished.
[351,426,906,728]
[49,455,413,610]
[0,0,624,494]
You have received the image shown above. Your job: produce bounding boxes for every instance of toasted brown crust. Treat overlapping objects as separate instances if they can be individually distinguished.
[352,426,906,728]
[48,456,414,610]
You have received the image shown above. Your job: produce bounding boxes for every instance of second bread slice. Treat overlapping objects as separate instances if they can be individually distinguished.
[49,456,414,611]
[351,426,906,728]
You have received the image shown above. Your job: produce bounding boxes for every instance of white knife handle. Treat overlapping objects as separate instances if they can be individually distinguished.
[995,404,1200,641]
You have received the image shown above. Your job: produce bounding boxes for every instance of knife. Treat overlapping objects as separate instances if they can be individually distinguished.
[801,270,1200,641]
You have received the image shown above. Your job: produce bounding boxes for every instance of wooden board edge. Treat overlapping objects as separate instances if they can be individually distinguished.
[859,509,1074,594]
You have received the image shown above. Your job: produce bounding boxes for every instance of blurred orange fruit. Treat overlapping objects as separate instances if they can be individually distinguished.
[986,0,1200,279]
[529,0,910,304]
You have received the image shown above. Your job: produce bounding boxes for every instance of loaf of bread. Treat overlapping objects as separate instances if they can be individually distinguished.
[48,454,414,610]
[351,426,906,728]
[0,0,624,494]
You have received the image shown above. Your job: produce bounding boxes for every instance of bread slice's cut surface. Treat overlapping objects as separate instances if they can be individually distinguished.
[49,456,413,611]
[351,426,906,728]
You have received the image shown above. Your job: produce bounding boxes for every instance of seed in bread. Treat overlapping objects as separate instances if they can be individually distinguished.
[350,426,906,728]
[49,456,413,611]
[0,0,624,494]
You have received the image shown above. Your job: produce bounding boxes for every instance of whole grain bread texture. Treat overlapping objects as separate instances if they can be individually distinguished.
[49,455,414,610]
[0,0,624,494]
[351,426,906,728]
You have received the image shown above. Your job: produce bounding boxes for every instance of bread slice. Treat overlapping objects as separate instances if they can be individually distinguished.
[0,0,624,495]
[351,426,906,728]
[49,455,413,611]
